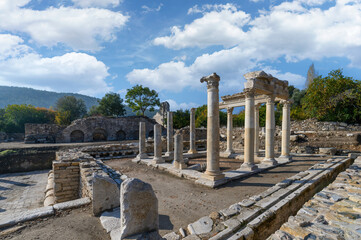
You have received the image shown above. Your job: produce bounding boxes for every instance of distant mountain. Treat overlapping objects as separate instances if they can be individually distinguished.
[0,86,157,117]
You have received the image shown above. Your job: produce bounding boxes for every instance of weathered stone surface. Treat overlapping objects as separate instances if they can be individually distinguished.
[92,174,120,216]
[120,178,158,239]
[163,232,180,240]
[319,147,337,155]
[100,207,120,233]
[0,206,54,228]
[187,216,213,235]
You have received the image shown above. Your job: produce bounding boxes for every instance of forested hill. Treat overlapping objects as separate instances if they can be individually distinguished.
[0,86,157,117]
[0,86,99,110]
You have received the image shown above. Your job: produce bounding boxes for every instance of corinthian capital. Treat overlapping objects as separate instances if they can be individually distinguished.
[200,73,220,89]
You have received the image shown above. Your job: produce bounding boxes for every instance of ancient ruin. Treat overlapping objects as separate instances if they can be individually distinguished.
[1,70,361,240]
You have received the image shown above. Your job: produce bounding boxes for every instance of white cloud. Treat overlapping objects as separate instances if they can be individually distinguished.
[130,1,361,92]
[0,0,129,51]
[71,0,122,8]
[154,4,250,49]
[165,99,198,111]
[142,4,163,13]
[261,67,306,88]
[0,34,112,97]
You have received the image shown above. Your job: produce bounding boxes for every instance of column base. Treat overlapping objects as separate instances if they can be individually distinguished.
[202,171,225,181]
[152,157,165,164]
[262,158,278,166]
[173,162,187,170]
[187,149,198,154]
[238,162,258,171]
[278,155,293,162]
[136,153,148,160]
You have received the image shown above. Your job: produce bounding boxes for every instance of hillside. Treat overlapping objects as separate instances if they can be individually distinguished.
[0,86,157,117]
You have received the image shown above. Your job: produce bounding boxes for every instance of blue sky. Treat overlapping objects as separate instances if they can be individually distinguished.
[0,0,360,110]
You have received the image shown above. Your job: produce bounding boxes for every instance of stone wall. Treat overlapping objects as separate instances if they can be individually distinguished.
[24,124,66,143]
[53,161,80,203]
[0,147,56,174]
[0,132,24,142]
[24,116,160,144]
[178,126,207,140]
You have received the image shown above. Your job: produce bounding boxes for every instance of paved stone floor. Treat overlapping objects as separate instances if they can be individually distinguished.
[0,170,48,217]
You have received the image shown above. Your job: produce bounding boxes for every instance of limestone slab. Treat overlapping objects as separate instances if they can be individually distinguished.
[0,206,54,228]
[53,197,91,211]
[100,207,120,233]
[187,216,213,235]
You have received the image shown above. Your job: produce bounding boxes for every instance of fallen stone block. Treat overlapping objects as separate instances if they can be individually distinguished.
[187,216,213,235]
[0,206,54,228]
[53,197,91,211]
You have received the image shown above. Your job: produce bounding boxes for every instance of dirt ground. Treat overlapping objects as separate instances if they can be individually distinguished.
[1,155,328,239]
[0,206,109,240]
[105,155,328,236]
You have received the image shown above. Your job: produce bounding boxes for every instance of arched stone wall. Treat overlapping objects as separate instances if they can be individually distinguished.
[116,130,126,141]
[70,130,84,143]
[93,128,107,141]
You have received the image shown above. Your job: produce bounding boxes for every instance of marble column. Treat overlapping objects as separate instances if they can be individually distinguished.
[174,133,186,169]
[165,111,174,156]
[239,89,258,171]
[188,108,197,154]
[152,124,164,164]
[200,73,224,181]
[262,95,277,165]
[136,122,148,159]
[254,104,260,156]
[280,100,292,161]
[225,107,234,155]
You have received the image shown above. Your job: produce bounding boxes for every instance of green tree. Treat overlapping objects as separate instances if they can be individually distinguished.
[306,63,317,88]
[173,109,190,129]
[125,85,160,116]
[55,96,86,124]
[194,105,227,128]
[1,105,56,133]
[91,92,126,117]
[303,69,361,123]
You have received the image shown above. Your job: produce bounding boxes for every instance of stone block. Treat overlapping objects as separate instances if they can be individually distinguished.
[319,147,337,155]
[53,197,91,211]
[119,178,158,239]
[187,216,213,235]
[92,174,120,216]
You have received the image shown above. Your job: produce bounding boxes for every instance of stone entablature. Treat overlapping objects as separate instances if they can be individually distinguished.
[25,116,158,144]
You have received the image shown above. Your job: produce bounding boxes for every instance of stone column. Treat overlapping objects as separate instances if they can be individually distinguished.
[262,95,277,165]
[239,89,258,171]
[200,73,224,181]
[152,124,164,164]
[254,104,260,156]
[136,122,148,160]
[280,100,292,161]
[188,108,197,154]
[165,111,174,156]
[225,107,234,155]
[174,133,186,169]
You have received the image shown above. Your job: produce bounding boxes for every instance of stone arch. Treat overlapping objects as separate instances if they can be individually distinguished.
[93,128,107,142]
[116,130,126,141]
[70,130,84,143]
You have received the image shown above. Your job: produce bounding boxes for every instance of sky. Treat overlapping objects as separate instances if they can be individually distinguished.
[0,0,361,111]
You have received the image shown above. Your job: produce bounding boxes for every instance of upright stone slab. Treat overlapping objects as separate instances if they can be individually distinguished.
[188,108,197,154]
[92,174,120,216]
[136,122,148,160]
[200,73,225,181]
[119,178,159,239]
[165,112,174,157]
[174,133,186,170]
[152,124,164,164]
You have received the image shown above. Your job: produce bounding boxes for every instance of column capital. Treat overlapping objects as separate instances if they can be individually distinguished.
[200,73,220,89]
[266,94,275,104]
[255,103,261,110]
[280,99,292,106]
[190,108,195,114]
[244,88,255,98]
[227,107,234,114]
